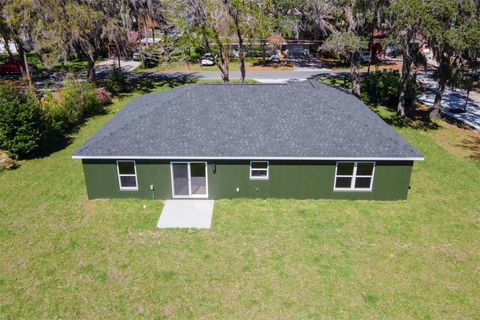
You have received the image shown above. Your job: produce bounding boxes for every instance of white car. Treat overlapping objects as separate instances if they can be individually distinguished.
[201,54,216,66]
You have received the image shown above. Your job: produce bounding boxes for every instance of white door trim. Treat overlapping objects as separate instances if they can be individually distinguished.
[170,162,208,199]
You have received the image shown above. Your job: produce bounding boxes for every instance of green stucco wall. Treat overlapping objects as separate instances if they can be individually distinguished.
[83,160,413,200]
[81,159,414,200]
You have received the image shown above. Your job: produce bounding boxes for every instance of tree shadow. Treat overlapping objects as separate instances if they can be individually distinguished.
[460,135,480,161]
[311,73,351,90]
[35,135,73,159]
[380,104,440,131]
[127,72,201,94]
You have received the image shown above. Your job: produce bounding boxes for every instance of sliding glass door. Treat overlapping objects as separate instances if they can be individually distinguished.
[171,162,208,198]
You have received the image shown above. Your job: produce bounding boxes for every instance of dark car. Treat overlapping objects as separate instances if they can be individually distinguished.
[269,54,281,63]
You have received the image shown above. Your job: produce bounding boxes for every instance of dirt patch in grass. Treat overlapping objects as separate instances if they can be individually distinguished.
[0,150,18,170]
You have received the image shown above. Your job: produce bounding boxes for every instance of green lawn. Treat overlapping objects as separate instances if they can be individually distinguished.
[134,57,292,73]
[1,84,479,318]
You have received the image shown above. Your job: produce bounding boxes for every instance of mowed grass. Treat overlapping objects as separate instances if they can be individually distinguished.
[1,85,480,319]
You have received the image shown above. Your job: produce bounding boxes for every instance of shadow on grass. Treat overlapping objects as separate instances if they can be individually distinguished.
[381,105,440,131]
[460,135,480,161]
[311,73,352,90]
[36,135,73,159]
[126,72,200,94]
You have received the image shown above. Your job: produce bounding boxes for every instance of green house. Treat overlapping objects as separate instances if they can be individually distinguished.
[73,81,424,200]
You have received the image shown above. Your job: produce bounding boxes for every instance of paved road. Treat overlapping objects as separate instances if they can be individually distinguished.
[416,72,480,129]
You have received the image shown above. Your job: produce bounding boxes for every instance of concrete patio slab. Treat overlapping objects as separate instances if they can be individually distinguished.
[157,200,214,229]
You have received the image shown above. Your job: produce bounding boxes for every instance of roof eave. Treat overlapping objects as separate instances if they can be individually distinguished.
[72,155,425,161]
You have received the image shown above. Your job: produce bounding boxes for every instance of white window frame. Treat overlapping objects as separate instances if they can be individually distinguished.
[334,161,375,192]
[116,160,138,191]
[249,161,269,180]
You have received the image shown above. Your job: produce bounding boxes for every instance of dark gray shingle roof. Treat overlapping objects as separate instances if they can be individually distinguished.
[73,81,423,160]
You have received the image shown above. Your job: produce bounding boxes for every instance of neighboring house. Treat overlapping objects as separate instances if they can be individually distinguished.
[0,40,17,54]
[72,81,424,200]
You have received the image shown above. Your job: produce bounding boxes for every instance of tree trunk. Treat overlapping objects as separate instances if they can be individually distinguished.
[397,50,413,117]
[87,54,96,82]
[16,43,33,88]
[350,52,361,97]
[430,57,449,119]
[226,2,245,82]
[116,44,121,68]
[235,24,245,83]
[143,16,149,51]
[430,80,445,118]
[262,39,266,65]
[219,47,230,83]
[220,64,229,82]
[367,26,375,75]
[215,39,230,83]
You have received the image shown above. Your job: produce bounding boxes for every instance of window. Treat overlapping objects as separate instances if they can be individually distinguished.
[334,161,375,191]
[250,161,269,180]
[117,160,138,190]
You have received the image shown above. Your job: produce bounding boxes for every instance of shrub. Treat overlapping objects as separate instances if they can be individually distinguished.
[95,87,112,105]
[42,77,102,134]
[106,66,129,95]
[361,70,419,108]
[41,91,68,134]
[0,83,44,158]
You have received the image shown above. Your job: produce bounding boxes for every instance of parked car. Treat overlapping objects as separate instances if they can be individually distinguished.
[201,53,216,66]
[359,50,371,63]
[132,49,141,61]
[0,60,35,75]
[269,54,281,63]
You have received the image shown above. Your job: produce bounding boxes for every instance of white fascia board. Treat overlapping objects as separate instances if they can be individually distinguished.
[72,155,425,161]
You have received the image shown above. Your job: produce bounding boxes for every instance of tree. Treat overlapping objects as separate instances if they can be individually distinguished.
[322,30,366,96]
[176,0,233,82]
[0,83,43,158]
[388,0,427,116]
[34,0,134,82]
[423,0,479,118]
[271,0,335,40]
[223,0,272,83]
[223,0,248,83]
[358,0,390,74]
[0,0,37,88]
[322,0,375,97]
